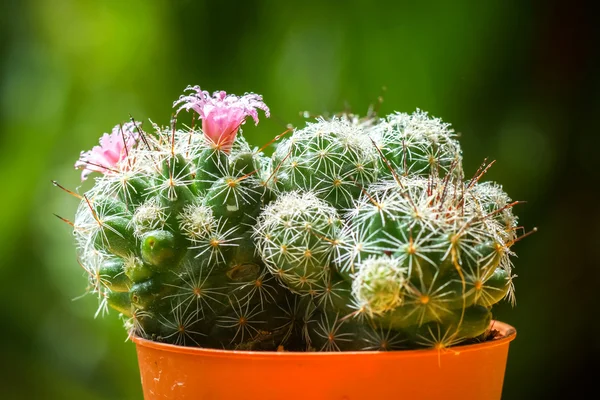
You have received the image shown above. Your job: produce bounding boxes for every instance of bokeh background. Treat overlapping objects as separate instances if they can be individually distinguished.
[0,0,597,398]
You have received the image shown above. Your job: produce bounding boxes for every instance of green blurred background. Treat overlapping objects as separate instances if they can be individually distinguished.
[0,0,597,398]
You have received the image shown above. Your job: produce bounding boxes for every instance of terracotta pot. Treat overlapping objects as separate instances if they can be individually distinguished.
[133,320,516,400]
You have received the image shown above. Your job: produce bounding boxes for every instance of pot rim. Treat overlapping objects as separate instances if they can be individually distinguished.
[131,319,516,359]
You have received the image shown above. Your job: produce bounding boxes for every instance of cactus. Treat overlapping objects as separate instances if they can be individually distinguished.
[255,109,524,350]
[61,85,530,352]
[70,89,308,350]
[375,110,463,179]
[268,117,381,210]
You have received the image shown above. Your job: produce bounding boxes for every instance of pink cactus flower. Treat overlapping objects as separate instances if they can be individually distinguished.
[75,122,140,181]
[174,86,270,151]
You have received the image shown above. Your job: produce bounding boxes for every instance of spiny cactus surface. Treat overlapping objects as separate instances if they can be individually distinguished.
[61,86,530,352]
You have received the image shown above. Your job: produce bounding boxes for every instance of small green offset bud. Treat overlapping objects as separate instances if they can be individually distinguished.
[352,255,407,315]
[98,258,130,292]
[141,230,183,268]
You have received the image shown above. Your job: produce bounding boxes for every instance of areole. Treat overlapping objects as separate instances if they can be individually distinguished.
[133,320,516,400]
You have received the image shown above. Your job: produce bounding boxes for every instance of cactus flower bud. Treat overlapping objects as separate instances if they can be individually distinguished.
[173,86,270,151]
[75,122,140,181]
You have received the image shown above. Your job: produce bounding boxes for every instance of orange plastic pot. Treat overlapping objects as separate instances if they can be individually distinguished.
[132,320,515,400]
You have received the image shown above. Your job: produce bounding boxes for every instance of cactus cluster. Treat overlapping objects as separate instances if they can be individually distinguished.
[62,85,528,352]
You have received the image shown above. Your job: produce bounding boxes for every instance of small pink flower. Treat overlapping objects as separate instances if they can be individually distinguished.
[75,122,140,181]
[174,86,270,151]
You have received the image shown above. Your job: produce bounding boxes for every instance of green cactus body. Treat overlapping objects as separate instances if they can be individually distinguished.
[69,89,524,352]
[252,111,520,350]
[254,191,342,293]
[271,118,380,210]
[371,110,463,179]
[74,126,302,350]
